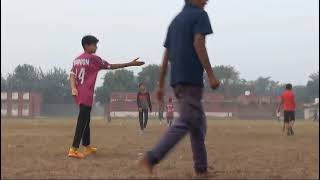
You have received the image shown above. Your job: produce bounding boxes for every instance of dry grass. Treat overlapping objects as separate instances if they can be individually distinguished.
[1,118,319,179]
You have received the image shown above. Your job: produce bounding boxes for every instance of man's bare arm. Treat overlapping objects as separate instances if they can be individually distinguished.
[110,58,144,70]
[157,49,170,101]
[70,74,78,96]
[193,33,219,89]
[159,49,169,91]
[278,98,284,112]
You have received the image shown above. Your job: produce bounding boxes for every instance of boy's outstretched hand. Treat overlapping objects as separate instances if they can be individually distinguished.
[130,58,145,66]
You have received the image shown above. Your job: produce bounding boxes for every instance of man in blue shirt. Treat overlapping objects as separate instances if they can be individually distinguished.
[140,0,220,177]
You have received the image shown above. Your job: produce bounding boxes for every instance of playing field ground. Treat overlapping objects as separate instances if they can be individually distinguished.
[1,118,319,179]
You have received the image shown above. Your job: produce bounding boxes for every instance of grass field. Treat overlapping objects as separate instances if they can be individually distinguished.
[1,118,319,179]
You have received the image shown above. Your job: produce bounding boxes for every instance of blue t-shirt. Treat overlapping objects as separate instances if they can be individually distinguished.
[164,4,213,87]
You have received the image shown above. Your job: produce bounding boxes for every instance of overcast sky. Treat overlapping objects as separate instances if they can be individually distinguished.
[1,0,319,86]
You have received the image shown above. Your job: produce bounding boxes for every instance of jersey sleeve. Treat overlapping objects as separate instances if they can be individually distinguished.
[164,27,171,49]
[94,56,112,70]
[70,63,77,76]
[193,11,213,36]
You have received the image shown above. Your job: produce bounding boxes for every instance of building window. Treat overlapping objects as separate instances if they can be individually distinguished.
[1,101,7,110]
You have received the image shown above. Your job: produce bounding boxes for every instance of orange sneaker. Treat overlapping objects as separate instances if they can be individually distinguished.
[68,147,85,159]
[83,146,97,156]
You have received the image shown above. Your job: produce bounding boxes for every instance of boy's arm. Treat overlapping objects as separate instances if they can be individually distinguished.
[277,98,283,112]
[137,93,142,109]
[193,33,220,89]
[110,58,144,70]
[157,49,170,102]
[70,74,78,96]
[148,93,152,112]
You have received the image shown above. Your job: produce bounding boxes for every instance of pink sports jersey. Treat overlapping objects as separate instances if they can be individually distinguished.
[70,53,111,106]
[166,103,174,118]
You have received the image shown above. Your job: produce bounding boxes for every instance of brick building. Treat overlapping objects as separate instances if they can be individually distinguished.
[1,92,42,118]
[108,91,281,119]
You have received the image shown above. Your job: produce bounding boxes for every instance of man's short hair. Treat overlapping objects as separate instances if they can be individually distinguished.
[285,83,293,90]
[82,35,99,49]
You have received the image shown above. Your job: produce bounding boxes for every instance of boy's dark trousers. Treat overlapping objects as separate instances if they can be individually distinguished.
[72,104,92,148]
[167,117,173,126]
[139,109,149,130]
[159,111,164,121]
[146,84,208,173]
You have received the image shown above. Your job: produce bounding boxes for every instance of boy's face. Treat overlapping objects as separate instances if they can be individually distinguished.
[139,85,145,92]
[84,43,97,54]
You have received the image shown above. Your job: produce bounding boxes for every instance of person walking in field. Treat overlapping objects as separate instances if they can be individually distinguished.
[139,0,220,176]
[278,83,296,136]
[313,110,319,122]
[158,98,165,124]
[68,35,144,159]
[137,83,152,133]
[166,97,174,126]
[276,110,281,122]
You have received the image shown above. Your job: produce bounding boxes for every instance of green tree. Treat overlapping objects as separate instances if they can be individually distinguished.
[137,64,160,92]
[293,85,309,103]
[1,74,7,91]
[95,69,137,105]
[39,67,73,104]
[6,64,43,92]
[306,70,319,99]
[204,65,241,97]
[95,86,112,105]
[253,76,279,96]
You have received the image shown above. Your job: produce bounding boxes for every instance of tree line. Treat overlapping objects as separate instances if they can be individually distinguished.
[1,64,319,105]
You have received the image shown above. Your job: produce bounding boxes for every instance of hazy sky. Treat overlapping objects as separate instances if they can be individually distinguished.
[1,0,319,86]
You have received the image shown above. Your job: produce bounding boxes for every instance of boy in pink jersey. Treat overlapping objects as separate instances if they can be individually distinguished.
[166,98,174,126]
[68,35,144,159]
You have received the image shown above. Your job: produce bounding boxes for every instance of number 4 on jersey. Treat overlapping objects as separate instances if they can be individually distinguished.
[78,68,85,84]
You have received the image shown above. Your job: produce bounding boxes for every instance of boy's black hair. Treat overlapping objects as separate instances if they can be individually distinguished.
[285,83,293,90]
[82,35,99,49]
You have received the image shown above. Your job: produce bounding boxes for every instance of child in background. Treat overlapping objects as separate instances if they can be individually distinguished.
[158,98,165,125]
[137,83,152,133]
[166,98,174,126]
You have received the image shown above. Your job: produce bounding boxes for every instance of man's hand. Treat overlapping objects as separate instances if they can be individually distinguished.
[138,107,142,112]
[129,58,145,66]
[209,78,220,90]
[72,88,78,96]
[157,88,165,103]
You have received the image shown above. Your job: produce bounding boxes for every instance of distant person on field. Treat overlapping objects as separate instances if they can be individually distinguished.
[314,110,318,122]
[158,98,165,124]
[137,83,152,133]
[278,83,296,136]
[276,110,281,122]
[166,97,174,126]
